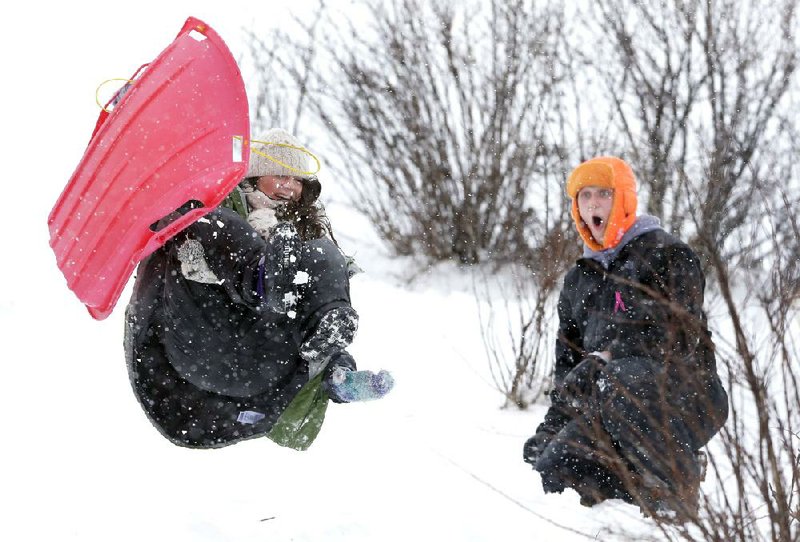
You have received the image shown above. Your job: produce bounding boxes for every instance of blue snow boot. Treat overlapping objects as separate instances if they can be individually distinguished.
[324,366,395,403]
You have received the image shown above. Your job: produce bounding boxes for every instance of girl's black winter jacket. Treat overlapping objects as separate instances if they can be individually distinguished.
[124,208,353,448]
[556,229,717,380]
[545,228,728,435]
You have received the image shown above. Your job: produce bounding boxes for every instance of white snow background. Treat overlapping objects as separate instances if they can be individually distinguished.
[2,2,673,540]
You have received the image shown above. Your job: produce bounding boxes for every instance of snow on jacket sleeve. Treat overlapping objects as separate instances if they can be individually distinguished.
[259,234,358,379]
[299,306,359,378]
[555,267,585,386]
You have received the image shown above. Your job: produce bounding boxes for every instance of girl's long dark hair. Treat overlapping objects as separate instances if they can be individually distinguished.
[277,177,336,242]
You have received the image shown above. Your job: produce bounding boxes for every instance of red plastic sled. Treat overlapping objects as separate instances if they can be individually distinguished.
[48,17,250,320]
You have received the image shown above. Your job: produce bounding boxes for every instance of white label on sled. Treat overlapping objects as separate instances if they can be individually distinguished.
[232,135,243,162]
[237,411,266,425]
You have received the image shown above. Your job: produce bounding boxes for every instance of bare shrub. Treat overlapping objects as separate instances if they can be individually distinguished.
[679,175,800,542]
[578,0,705,231]
[474,112,577,408]
[241,3,800,536]
[242,6,328,135]
[254,0,568,264]
[475,259,563,410]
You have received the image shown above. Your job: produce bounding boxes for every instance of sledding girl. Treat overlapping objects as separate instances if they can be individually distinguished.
[124,128,393,450]
[522,156,728,519]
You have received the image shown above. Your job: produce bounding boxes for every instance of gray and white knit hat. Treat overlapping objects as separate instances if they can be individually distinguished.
[246,128,316,179]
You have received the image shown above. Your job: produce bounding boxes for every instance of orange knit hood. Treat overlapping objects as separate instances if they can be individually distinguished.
[566,156,638,251]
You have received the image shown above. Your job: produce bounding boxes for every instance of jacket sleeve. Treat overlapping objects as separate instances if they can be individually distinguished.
[539,270,584,433]
[555,269,585,387]
[182,208,267,308]
[291,236,359,377]
[608,243,710,365]
[294,237,354,341]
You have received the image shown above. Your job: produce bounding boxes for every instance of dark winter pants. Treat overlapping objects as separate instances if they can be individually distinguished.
[535,414,632,502]
[536,356,728,498]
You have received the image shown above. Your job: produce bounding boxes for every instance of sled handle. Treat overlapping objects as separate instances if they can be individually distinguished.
[90,64,150,139]
[95,78,135,113]
[149,200,205,233]
[148,206,212,248]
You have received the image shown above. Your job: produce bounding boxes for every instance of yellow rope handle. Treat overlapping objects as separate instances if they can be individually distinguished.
[95,78,135,113]
[235,135,321,176]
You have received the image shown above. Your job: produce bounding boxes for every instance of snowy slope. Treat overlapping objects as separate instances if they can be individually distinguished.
[2,200,660,542]
[1,2,666,540]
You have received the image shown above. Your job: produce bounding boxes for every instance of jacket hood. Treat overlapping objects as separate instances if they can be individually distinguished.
[582,214,663,268]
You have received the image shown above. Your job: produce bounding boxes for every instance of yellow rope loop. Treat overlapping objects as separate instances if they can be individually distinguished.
[238,136,321,176]
[95,78,135,113]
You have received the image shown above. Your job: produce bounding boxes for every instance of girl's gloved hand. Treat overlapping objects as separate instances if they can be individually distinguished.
[324,366,395,403]
[558,354,607,408]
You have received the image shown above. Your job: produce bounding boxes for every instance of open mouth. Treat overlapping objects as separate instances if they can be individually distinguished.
[592,216,604,228]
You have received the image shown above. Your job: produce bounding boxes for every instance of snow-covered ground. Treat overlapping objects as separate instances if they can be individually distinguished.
[2,3,670,540]
[2,200,662,541]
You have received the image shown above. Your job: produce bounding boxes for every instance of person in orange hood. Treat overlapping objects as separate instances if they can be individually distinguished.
[568,156,638,251]
[523,156,728,520]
